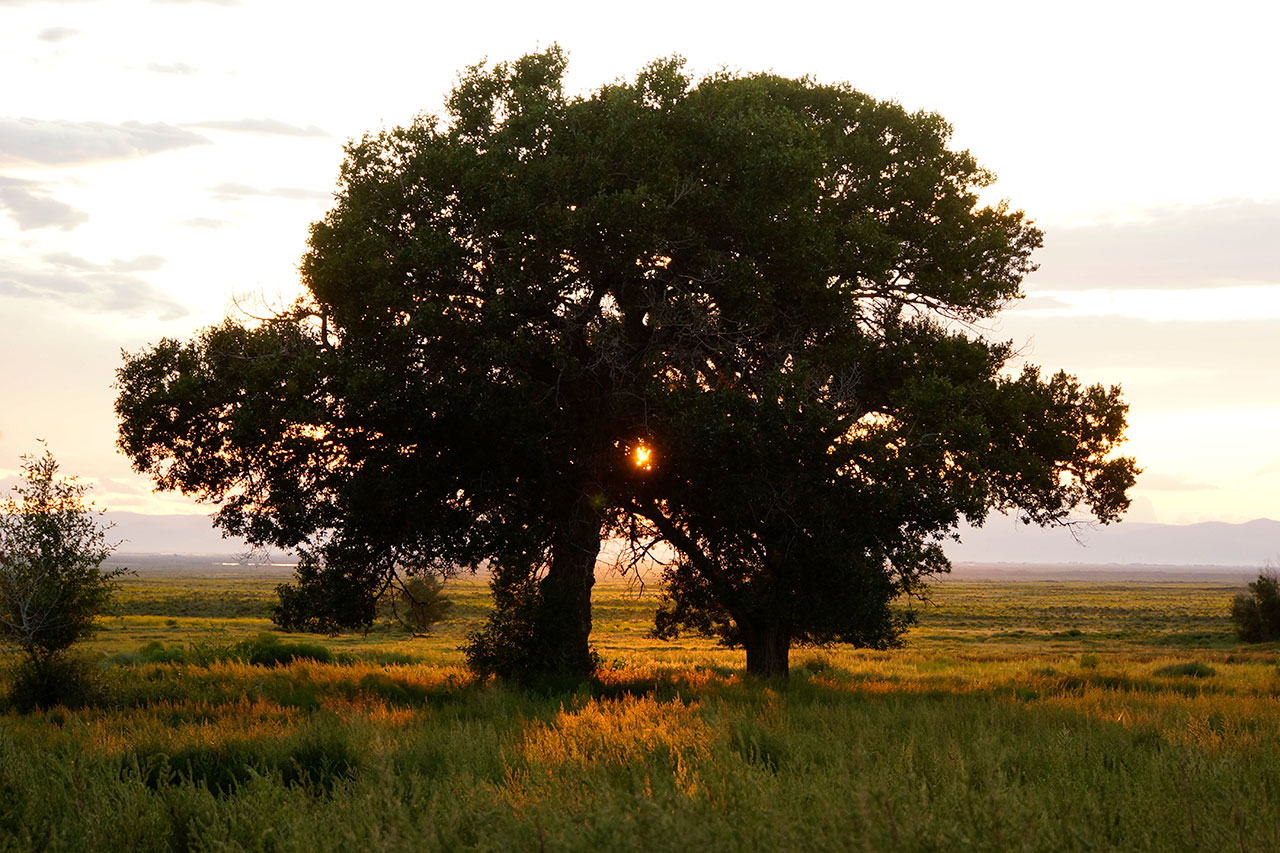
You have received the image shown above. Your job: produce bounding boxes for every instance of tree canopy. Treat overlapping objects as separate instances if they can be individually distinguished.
[116,48,1136,680]
[0,448,123,673]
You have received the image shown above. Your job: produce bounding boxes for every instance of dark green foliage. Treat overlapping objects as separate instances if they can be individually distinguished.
[133,640,194,665]
[463,563,601,686]
[128,721,357,796]
[395,575,452,635]
[1152,661,1217,678]
[133,740,262,794]
[230,633,334,667]
[354,673,431,708]
[115,48,1136,683]
[277,719,361,794]
[729,719,789,773]
[271,549,381,634]
[6,655,101,712]
[1230,569,1280,642]
[113,634,337,668]
[356,649,424,667]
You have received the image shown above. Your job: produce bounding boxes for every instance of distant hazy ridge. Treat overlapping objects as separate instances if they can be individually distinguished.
[105,512,1280,567]
[944,517,1280,567]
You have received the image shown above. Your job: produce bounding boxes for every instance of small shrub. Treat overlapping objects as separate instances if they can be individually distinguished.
[134,740,264,794]
[798,654,834,675]
[7,655,101,712]
[1152,661,1216,679]
[395,575,452,635]
[0,448,125,710]
[1231,569,1280,643]
[1079,653,1100,669]
[112,635,337,670]
[464,563,599,687]
[230,633,333,667]
[136,640,191,664]
[270,550,378,634]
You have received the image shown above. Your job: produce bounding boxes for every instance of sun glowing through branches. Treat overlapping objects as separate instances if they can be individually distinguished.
[632,443,653,472]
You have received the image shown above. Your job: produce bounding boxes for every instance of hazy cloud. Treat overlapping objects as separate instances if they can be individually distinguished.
[0,256,186,320]
[1014,294,1070,311]
[0,176,88,230]
[150,0,242,5]
[178,216,233,229]
[1032,199,1280,290]
[1136,472,1220,491]
[999,314,1280,372]
[992,312,1280,411]
[1252,462,1280,478]
[42,251,167,273]
[209,181,329,202]
[0,118,208,165]
[144,62,199,75]
[187,118,329,137]
[37,27,80,42]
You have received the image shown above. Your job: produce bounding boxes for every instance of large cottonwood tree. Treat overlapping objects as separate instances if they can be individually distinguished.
[116,48,1135,681]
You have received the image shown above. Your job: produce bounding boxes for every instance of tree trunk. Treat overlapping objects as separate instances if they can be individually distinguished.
[742,622,792,679]
[537,488,604,678]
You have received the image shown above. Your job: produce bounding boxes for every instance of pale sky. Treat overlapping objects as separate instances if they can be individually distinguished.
[1,0,1278,526]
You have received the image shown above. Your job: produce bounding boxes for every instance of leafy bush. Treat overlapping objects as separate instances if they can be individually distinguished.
[1231,569,1280,643]
[271,550,379,634]
[0,448,124,709]
[395,575,452,635]
[464,563,599,687]
[7,655,102,712]
[1152,661,1216,678]
[229,633,333,667]
[113,634,339,669]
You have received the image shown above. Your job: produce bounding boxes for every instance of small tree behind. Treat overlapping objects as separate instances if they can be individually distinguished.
[396,575,452,635]
[1231,568,1280,643]
[0,448,123,705]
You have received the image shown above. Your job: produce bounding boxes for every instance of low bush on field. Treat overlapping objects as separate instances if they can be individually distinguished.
[112,634,351,669]
[1152,661,1217,678]
[1231,569,1280,642]
[7,655,103,712]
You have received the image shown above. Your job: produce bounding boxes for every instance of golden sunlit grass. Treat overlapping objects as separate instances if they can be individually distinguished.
[1,568,1277,850]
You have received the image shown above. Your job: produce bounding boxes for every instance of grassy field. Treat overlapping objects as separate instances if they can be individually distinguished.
[2,562,1277,851]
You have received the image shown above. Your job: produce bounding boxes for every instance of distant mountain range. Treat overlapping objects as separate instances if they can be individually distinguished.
[106,512,253,556]
[944,516,1280,567]
[105,511,1280,569]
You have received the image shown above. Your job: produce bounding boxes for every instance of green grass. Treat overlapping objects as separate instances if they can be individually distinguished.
[2,568,1276,851]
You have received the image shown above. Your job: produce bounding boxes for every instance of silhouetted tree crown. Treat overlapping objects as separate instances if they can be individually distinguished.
[116,48,1136,680]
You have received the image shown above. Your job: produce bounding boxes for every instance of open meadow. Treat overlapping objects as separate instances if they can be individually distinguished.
[2,560,1277,852]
